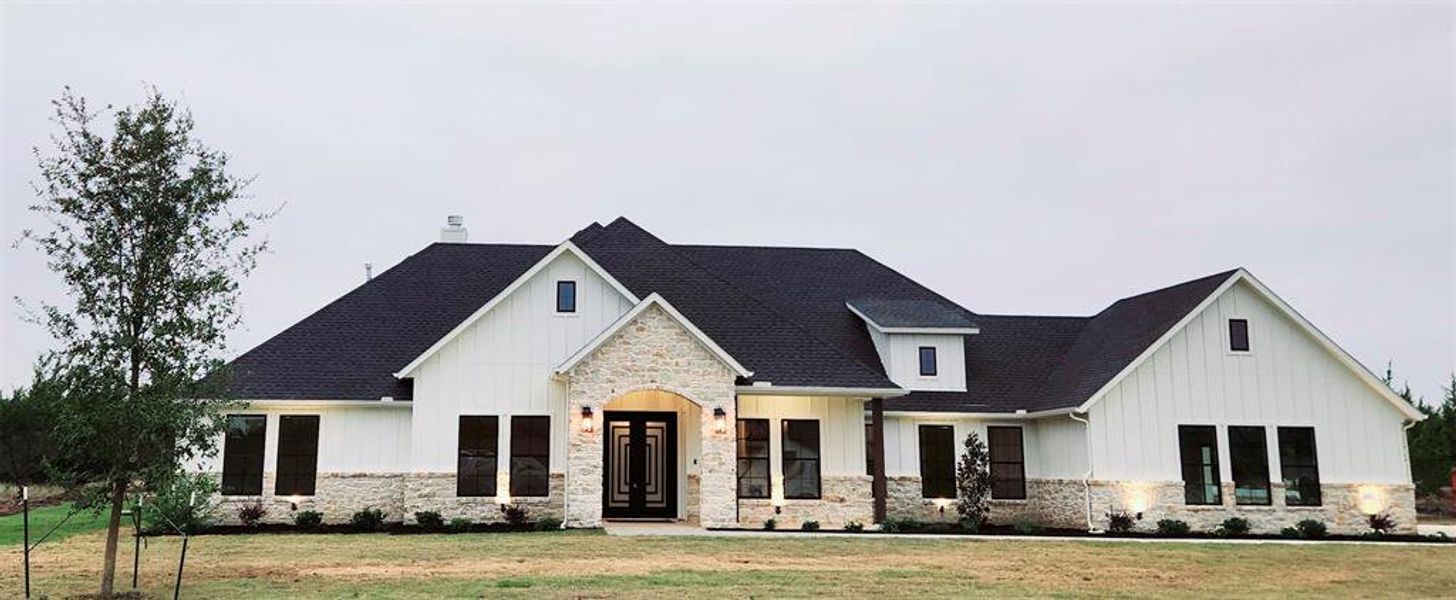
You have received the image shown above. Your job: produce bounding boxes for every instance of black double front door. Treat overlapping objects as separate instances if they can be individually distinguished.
[602,411,677,519]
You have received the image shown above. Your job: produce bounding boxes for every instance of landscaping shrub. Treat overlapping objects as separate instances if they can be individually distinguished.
[447,517,473,532]
[801,520,820,531]
[958,516,981,533]
[499,503,530,526]
[1215,517,1250,537]
[414,510,444,529]
[1280,526,1300,538]
[880,517,925,533]
[1105,511,1135,534]
[235,500,267,527]
[294,510,323,528]
[762,517,777,530]
[844,521,864,533]
[351,507,386,531]
[1294,519,1328,539]
[535,517,563,531]
[1012,516,1043,535]
[1155,519,1190,537]
[1368,513,1395,535]
[955,432,992,529]
[143,471,218,535]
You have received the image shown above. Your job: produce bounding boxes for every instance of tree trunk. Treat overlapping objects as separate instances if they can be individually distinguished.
[99,478,127,598]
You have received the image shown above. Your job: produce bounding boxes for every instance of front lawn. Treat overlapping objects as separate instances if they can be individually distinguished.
[3,528,1454,598]
[0,504,110,546]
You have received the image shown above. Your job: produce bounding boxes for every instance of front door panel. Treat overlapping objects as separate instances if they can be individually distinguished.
[603,411,677,519]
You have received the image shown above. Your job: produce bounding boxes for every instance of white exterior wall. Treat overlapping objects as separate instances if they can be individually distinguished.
[881,414,1087,481]
[867,329,967,391]
[200,404,413,473]
[1032,416,1090,480]
[409,251,634,472]
[1087,280,1413,485]
[738,395,868,477]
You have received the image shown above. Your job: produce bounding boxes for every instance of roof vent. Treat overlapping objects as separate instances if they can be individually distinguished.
[440,215,468,243]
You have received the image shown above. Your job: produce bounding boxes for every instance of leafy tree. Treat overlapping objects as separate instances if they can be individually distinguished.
[954,431,992,530]
[21,87,268,597]
[1383,365,1455,496]
[0,364,63,490]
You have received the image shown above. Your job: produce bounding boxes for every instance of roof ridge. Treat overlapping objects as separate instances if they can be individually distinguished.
[1098,268,1241,310]
[603,220,898,387]
[845,249,980,319]
[674,243,859,252]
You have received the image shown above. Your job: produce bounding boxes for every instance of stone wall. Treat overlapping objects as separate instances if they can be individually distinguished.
[402,473,564,524]
[213,472,406,525]
[737,476,874,529]
[1087,480,1418,535]
[564,304,740,528]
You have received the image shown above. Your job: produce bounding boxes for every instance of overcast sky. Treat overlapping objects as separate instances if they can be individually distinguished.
[2,3,1452,403]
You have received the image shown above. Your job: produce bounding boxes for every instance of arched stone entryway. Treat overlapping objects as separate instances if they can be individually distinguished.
[562,304,739,528]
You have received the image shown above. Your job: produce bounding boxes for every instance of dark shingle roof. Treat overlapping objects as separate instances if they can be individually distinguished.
[226,217,1236,413]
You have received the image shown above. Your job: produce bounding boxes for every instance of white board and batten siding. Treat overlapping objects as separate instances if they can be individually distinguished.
[199,405,412,474]
[1087,280,1413,485]
[880,415,1086,480]
[738,395,868,477]
[867,329,967,391]
[408,251,634,472]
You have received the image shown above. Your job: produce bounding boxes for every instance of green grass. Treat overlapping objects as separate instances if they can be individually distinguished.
[0,504,110,546]
[4,528,1454,598]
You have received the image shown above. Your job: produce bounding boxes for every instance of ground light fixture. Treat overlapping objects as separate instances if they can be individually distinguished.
[713,407,727,433]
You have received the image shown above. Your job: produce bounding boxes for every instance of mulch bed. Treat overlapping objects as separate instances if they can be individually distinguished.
[745,524,1450,543]
[147,522,550,536]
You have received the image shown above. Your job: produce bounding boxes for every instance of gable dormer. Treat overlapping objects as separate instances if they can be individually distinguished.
[847,299,979,392]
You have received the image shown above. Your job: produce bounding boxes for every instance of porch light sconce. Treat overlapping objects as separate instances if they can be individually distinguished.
[581,406,595,433]
[713,407,727,434]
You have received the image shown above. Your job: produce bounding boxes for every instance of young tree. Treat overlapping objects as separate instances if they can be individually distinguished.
[954,432,992,530]
[22,87,268,597]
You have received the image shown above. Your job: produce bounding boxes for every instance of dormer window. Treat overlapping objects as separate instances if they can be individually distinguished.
[1228,318,1250,352]
[556,281,577,313]
[918,346,937,376]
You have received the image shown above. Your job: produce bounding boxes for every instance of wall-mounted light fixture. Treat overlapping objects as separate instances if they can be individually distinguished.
[713,407,727,434]
[580,406,595,433]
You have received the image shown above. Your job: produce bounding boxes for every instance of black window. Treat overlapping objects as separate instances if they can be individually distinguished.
[918,425,956,498]
[556,281,576,313]
[221,415,266,495]
[918,346,937,376]
[457,416,498,497]
[1279,427,1322,506]
[782,420,821,499]
[1178,425,1221,505]
[865,421,876,477]
[1229,426,1271,505]
[511,416,551,497]
[988,426,1027,500]
[736,419,770,499]
[1229,319,1250,352]
[275,415,320,496]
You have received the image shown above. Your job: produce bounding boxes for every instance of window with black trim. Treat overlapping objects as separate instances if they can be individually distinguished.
[511,416,551,497]
[918,425,956,498]
[1229,318,1250,352]
[457,416,498,497]
[275,415,320,496]
[556,281,577,313]
[221,415,266,495]
[782,420,821,499]
[1279,427,1321,506]
[1178,425,1221,505]
[918,346,937,376]
[736,419,770,498]
[1229,425,1271,505]
[988,426,1027,500]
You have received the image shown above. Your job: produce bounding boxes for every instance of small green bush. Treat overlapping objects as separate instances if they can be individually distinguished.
[1012,516,1043,535]
[1280,526,1300,538]
[880,517,924,533]
[1294,519,1327,539]
[144,472,219,535]
[293,510,323,528]
[350,507,386,531]
[236,500,268,527]
[1105,511,1135,534]
[762,517,777,530]
[447,517,473,532]
[1155,519,1191,537]
[801,520,820,531]
[844,521,864,533]
[1216,517,1250,537]
[535,517,563,531]
[414,510,444,529]
[499,504,530,526]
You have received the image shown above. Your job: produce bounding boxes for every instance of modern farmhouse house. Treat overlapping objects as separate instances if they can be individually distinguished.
[206,217,1422,534]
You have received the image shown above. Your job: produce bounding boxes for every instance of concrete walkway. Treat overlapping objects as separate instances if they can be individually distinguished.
[603,521,1455,547]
